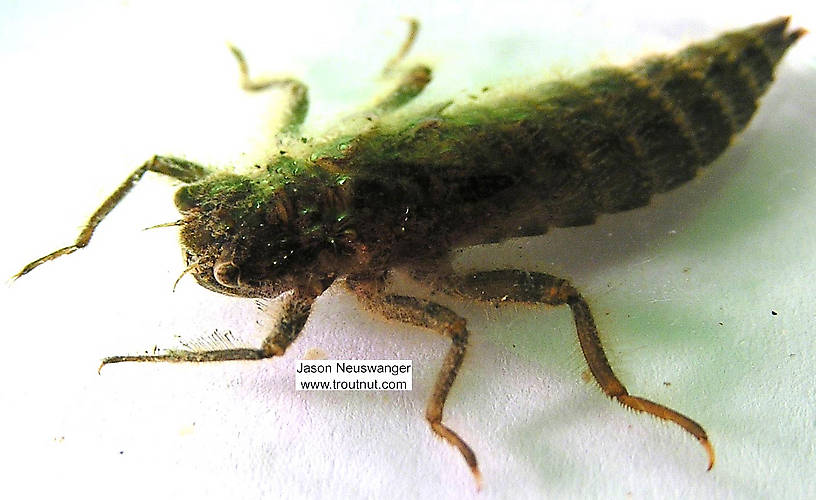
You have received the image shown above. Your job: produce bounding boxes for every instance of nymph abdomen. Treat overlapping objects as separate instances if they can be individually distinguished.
[377,17,805,245]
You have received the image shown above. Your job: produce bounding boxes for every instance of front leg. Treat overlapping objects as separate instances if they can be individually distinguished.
[344,278,481,488]
[13,155,212,279]
[98,289,315,373]
[422,269,715,470]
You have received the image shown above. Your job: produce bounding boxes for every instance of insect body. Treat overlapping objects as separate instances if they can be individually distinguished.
[15,17,804,487]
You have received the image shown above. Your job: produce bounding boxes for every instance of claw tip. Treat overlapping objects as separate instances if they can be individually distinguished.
[702,438,716,471]
[472,466,483,491]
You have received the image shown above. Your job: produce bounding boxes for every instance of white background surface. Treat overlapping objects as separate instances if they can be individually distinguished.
[1,1,815,499]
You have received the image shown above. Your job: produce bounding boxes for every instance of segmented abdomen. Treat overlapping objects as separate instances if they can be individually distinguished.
[340,18,803,248]
[523,17,803,225]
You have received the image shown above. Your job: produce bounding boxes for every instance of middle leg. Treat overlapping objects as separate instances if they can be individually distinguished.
[227,18,431,135]
[366,18,432,116]
[344,277,481,488]
[228,44,309,134]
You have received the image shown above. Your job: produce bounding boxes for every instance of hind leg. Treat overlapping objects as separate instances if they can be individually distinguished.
[419,269,715,470]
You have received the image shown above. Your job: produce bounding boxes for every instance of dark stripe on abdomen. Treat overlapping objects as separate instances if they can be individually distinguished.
[584,68,699,193]
[639,57,733,164]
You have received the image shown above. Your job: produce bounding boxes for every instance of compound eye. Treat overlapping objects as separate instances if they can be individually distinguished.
[213,260,241,288]
[174,186,198,212]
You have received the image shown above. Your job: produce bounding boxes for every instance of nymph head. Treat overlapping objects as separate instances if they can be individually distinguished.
[173,162,359,297]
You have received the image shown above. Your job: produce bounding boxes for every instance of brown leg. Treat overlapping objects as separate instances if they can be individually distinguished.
[428,269,715,470]
[381,17,420,77]
[367,64,432,116]
[227,45,309,134]
[367,18,432,116]
[13,155,211,280]
[229,18,429,131]
[345,278,482,488]
[98,289,316,373]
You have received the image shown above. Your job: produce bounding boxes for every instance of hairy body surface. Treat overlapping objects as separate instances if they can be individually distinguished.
[15,17,804,488]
